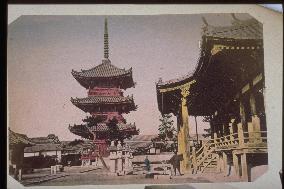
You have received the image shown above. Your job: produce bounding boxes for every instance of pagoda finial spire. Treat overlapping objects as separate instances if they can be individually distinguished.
[104,18,109,60]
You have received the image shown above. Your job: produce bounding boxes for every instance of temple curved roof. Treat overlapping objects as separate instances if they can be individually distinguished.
[9,129,35,147]
[156,15,264,116]
[68,123,138,140]
[71,95,137,113]
[72,60,132,78]
[203,18,262,40]
[71,95,134,105]
[71,59,134,89]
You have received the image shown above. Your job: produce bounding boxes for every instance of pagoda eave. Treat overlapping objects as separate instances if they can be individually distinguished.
[69,123,138,139]
[71,68,135,90]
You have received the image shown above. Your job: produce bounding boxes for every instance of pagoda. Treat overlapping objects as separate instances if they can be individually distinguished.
[68,18,138,158]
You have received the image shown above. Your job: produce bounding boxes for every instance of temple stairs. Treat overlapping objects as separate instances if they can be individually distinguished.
[190,140,219,174]
[188,129,268,179]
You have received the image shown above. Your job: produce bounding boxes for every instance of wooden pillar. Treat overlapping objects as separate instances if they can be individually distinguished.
[223,152,228,176]
[250,92,261,142]
[249,91,257,116]
[179,86,190,173]
[18,169,22,181]
[252,116,261,143]
[232,153,239,177]
[218,154,223,173]
[177,114,182,155]
[247,122,254,143]
[239,100,246,126]
[177,81,195,173]
[237,123,244,147]
[191,146,197,174]
[229,120,234,144]
[241,153,248,181]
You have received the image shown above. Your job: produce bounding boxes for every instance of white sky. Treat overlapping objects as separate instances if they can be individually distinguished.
[8,14,252,141]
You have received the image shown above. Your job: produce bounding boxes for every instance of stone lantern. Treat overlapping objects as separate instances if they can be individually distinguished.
[109,141,118,173]
[116,141,123,174]
[123,145,133,173]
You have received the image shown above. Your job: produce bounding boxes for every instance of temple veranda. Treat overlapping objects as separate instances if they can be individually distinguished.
[156,14,267,181]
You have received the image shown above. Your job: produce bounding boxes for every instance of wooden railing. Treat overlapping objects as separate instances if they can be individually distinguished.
[189,130,267,174]
[214,131,267,150]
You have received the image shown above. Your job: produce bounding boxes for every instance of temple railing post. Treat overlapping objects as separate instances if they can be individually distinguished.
[249,90,261,143]
[252,115,261,143]
[232,152,240,177]
[229,119,235,145]
[214,132,218,148]
[237,123,244,147]
[191,146,197,174]
[247,121,254,143]
[241,153,248,181]
[222,152,228,176]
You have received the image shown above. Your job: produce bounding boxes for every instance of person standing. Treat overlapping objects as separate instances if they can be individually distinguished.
[169,151,183,176]
[144,155,151,173]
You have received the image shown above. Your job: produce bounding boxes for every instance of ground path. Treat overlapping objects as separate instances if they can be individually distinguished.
[21,165,244,186]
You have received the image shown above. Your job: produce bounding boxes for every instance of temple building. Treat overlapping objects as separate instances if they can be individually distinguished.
[9,129,35,180]
[68,18,138,162]
[156,14,267,181]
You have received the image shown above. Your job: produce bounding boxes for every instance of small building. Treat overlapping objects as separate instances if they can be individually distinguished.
[125,135,163,155]
[60,140,94,166]
[23,134,62,168]
[24,143,62,159]
[9,129,35,179]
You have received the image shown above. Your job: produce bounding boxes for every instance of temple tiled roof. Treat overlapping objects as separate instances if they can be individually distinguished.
[24,144,62,153]
[124,135,158,150]
[72,60,132,79]
[30,134,60,144]
[60,140,94,154]
[9,129,35,147]
[125,135,158,142]
[69,123,136,133]
[71,95,134,105]
[156,73,193,88]
[203,18,262,40]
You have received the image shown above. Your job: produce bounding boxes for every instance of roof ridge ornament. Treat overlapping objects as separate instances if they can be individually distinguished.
[201,17,209,32]
[202,16,209,27]
[103,17,110,62]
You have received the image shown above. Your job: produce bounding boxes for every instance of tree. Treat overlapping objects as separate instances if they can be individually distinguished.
[68,139,84,146]
[155,114,177,152]
[81,115,139,145]
[83,116,103,128]
[106,117,139,145]
[202,116,212,138]
[158,114,175,141]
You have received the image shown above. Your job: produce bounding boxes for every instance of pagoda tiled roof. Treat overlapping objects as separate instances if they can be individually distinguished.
[203,18,262,40]
[72,60,132,79]
[69,122,136,133]
[71,95,135,106]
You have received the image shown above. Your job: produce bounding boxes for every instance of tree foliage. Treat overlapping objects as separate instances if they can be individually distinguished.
[158,114,176,141]
[81,115,139,145]
[68,139,84,146]
[106,118,139,145]
[154,114,177,152]
[202,116,212,138]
